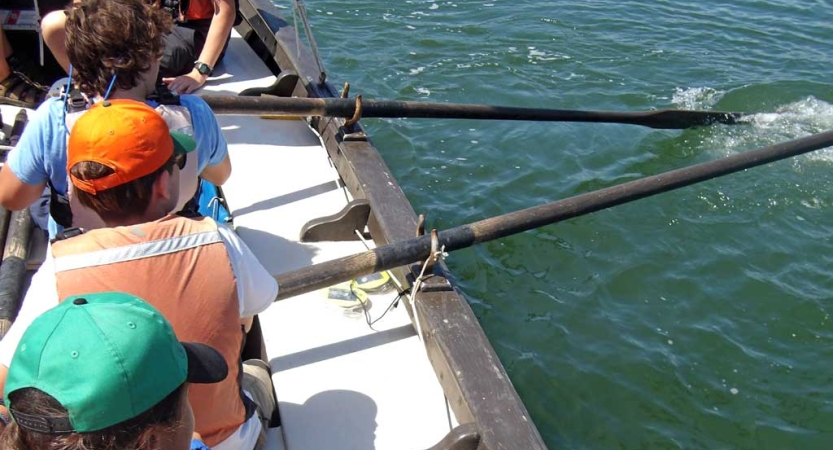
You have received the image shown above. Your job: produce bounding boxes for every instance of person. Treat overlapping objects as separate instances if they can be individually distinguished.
[0,291,227,450]
[0,24,47,108]
[0,100,278,450]
[0,0,232,239]
[41,0,236,94]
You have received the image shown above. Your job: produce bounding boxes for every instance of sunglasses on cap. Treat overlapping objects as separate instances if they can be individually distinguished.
[174,153,187,171]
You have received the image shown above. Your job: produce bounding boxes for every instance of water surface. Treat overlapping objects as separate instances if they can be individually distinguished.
[276,1,833,448]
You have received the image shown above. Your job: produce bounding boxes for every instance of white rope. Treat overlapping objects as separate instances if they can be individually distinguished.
[354,229,371,249]
[409,244,448,342]
[352,229,450,338]
[292,0,326,83]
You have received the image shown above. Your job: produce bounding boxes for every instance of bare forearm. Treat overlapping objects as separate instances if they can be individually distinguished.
[197,0,236,67]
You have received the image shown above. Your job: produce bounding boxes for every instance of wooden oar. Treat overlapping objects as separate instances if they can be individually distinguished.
[273,129,833,300]
[200,95,744,129]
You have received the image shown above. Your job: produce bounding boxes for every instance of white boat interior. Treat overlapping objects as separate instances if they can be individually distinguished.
[210,29,459,450]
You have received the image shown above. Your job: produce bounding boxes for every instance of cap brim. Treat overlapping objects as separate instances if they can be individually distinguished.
[182,342,228,384]
[170,131,196,155]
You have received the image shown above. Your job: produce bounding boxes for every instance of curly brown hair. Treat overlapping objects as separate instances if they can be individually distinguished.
[65,0,173,95]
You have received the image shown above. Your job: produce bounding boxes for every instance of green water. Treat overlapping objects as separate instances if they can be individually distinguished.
[278,1,833,448]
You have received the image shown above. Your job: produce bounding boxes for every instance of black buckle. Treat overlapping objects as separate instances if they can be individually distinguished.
[67,89,86,111]
[51,227,84,243]
[10,409,74,434]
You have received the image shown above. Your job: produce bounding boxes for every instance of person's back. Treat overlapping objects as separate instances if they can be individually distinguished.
[42,0,237,95]
[0,291,228,450]
[0,101,277,449]
[50,214,264,445]
[0,0,231,238]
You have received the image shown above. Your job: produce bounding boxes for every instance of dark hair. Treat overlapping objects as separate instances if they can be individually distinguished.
[65,0,173,95]
[0,384,186,450]
[70,157,175,223]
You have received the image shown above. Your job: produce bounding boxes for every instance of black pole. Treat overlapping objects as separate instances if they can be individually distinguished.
[274,130,833,300]
[200,95,744,129]
[0,209,33,338]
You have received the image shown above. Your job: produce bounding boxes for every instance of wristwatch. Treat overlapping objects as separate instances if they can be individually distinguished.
[194,61,213,76]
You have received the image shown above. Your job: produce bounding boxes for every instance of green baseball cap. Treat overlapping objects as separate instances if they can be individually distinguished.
[4,292,227,434]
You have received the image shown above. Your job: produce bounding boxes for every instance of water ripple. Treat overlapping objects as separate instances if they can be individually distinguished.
[286,0,833,448]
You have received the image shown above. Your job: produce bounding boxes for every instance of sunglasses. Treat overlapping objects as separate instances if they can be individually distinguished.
[174,153,187,171]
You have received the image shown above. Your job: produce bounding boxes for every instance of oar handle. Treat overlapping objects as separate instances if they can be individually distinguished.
[274,129,833,300]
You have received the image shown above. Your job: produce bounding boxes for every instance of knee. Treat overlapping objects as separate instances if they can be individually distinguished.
[41,10,67,46]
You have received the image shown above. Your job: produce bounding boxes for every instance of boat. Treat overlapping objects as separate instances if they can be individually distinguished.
[0,0,548,448]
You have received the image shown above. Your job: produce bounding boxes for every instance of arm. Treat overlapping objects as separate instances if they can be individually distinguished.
[217,225,279,328]
[185,95,231,185]
[200,154,231,185]
[163,0,236,94]
[0,167,46,210]
[0,101,59,210]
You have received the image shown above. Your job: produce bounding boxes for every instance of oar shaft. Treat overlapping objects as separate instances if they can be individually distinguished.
[275,130,833,300]
[200,95,742,129]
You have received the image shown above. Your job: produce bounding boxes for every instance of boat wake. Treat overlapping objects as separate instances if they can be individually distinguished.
[673,88,833,163]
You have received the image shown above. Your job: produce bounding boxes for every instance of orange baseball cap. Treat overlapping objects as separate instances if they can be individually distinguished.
[67,99,196,195]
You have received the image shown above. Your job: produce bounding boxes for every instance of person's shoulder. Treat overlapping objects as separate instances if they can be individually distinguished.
[12,97,66,157]
[30,96,66,123]
[179,94,213,115]
[40,96,66,112]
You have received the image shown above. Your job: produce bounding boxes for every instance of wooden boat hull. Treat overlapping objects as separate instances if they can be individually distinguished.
[235,1,546,448]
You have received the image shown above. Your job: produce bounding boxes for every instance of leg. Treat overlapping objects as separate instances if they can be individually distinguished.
[159,25,198,79]
[241,359,278,450]
[41,10,69,73]
[0,26,12,80]
[0,26,47,107]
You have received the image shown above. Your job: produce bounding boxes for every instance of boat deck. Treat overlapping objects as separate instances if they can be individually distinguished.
[204,31,456,449]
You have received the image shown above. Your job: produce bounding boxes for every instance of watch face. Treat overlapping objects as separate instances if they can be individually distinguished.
[196,63,211,75]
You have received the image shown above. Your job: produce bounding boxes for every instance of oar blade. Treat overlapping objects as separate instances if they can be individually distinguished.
[644,109,744,129]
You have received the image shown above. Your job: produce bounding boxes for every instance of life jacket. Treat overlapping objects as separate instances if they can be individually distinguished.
[50,215,254,446]
[50,84,200,231]
[159,0,241,24]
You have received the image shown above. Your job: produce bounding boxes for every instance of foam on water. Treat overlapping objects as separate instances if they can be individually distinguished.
[672,89,833,162]
[717,97,833,161]
[671,87,725,110]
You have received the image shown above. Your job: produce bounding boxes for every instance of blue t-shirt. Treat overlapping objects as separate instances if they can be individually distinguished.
[7,95,228,237]
[190,439,211,450]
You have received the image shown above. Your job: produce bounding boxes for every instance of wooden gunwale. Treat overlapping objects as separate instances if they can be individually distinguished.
[236,1,547,448]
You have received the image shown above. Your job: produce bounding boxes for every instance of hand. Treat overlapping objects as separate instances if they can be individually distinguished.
[162,69,208,95]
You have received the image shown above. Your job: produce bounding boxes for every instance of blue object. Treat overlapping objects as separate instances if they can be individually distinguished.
[190,438,211,450]
[197,179,232,224]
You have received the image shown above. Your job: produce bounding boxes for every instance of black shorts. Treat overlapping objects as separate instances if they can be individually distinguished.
[159,21,229,79]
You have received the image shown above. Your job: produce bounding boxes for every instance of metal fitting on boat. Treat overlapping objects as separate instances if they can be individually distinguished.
[344,95,363,128]
[415,214,426,238]
[423,229,441,273]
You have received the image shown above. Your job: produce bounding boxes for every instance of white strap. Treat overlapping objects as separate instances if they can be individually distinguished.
[53,229,222,273]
